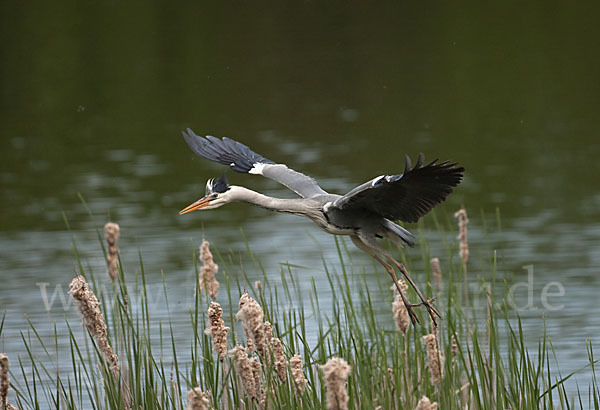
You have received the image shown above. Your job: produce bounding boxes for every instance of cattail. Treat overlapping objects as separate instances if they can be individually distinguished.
[422,333,443,386]
[199,240,220,300]
[454,207,469,265]
[244,327,256,353]
[250,356,266,407]
[104,222,120,280]
[289,355,307,395]
[321,357,351,410]
[204,302,229,361]
[430,257,442,290]
[69,275,119,372]
[263,321,274,343]
[451,335,459,357]
[391,280,410,334]
[270,336,288,382]
[186,387,210,410]
[415,395,438,410]
[0,353,10,408]
[236,293,266,358]
[229,345,258,400]
[261,321,274,365]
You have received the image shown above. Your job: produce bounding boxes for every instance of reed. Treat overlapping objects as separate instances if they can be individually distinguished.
[0,213,597,409]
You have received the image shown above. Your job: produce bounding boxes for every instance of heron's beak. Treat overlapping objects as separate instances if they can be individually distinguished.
[179,196,211,215]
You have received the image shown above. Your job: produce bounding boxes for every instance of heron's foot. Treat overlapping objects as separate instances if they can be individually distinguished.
[390,261,441,326]
[410,298,440,327]
[404,299,421,325]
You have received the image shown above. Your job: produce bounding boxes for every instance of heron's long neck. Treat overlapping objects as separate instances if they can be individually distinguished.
[230,186,314,216]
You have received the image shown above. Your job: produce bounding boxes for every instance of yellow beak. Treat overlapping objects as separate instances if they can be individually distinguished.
[179,196,212,215]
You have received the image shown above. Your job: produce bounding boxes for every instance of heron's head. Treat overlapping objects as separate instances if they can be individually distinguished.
[179,174,232,214]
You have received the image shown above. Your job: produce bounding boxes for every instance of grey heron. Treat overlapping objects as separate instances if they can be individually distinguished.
[179,129,464,326]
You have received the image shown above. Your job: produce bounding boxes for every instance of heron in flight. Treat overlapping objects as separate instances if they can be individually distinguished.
[179,129,464,326]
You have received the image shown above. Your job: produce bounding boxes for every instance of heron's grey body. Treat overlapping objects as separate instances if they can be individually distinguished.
[180,129,464,326]
[226,186,412,246]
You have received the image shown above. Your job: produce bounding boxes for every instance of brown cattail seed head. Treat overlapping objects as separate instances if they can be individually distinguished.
[430,257,442,290]
[290,355,307,395]
[199,240,220,300]
[229,345,257,400]
[454,207,469,265]
[186,387,210,410]
[391,280,410,334]
[243,327,256,353]
[321,357,351,410]
[69,275,119,372]
[262,321,274,365]
[415,395,439,410]
[236,293,266,358]
[271,336,288,382]
[204,302,230,361]
[422,334,444,386]
[0,353,9,407]
[104,222,120,280]
[451,335,459,357]
[263,321,274,343]
[250,356,266,407]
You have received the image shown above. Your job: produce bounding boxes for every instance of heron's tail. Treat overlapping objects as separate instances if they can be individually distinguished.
[383,219,416,247]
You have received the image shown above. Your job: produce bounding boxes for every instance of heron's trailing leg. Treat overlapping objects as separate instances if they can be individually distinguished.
[383,254,440,327]
[371,254,420,325]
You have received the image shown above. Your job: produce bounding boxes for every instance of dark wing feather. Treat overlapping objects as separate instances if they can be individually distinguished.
[332,154,464,223]
[183,129,275,173]
[182,128,328,198]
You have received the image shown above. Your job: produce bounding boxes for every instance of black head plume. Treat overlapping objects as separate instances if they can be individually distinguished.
[206,173,230,195]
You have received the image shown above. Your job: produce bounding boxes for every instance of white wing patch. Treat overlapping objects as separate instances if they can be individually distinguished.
[248,162,266,175]
[372,175,385,186]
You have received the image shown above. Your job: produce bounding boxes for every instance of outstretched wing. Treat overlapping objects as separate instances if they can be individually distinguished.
[331,154,464,223]
[182,129,328,198]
